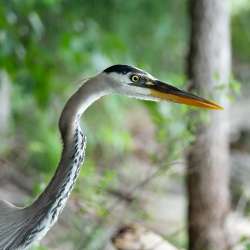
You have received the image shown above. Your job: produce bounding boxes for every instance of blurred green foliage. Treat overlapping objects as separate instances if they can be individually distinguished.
[0,0,250,249]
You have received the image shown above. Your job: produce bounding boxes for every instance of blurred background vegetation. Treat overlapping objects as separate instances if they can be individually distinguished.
[0,0,250,249]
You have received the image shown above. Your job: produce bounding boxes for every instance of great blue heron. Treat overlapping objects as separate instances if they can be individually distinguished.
[0,65,222,249]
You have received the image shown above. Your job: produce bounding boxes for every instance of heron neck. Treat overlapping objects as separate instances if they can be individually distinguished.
[30,76,110,219]
[59,76,111,140]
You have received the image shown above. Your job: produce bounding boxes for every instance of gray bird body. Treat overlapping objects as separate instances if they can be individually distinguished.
[0,76,107,249]
[0,65,221,249]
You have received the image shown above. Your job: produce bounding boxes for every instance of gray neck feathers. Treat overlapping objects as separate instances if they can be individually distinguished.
[0,75,110,250]
[33,76,110,207]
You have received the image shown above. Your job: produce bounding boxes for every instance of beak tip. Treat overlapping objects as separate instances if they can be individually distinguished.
[211,103,224,110]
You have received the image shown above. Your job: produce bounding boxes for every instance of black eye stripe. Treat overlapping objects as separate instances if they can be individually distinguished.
[104,64,144,74]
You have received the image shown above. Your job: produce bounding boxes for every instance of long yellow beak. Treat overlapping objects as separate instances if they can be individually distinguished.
[149,80,223,110]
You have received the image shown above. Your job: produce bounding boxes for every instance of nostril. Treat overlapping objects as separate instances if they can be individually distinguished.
[145,81,155,86]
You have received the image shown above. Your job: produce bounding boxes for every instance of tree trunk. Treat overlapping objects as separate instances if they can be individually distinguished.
[112,224,179,250]
[186,0,231,250]
[0,70,11,135]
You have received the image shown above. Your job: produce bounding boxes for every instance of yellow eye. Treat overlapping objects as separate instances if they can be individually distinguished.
[131,75,140,82]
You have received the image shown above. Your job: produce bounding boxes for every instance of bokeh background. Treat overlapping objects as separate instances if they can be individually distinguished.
[0,0,250,249]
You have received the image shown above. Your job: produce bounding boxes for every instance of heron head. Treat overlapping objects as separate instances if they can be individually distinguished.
[102,64,223,110]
